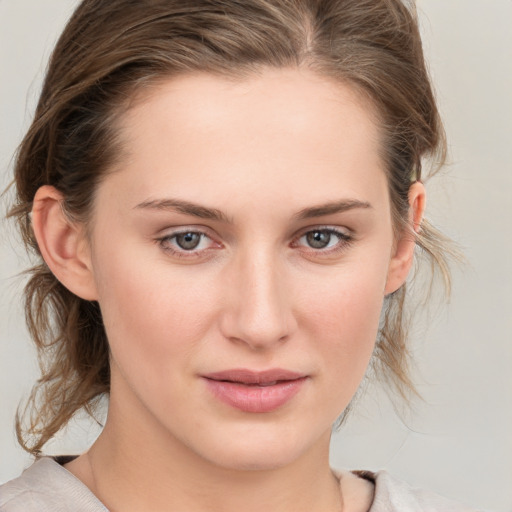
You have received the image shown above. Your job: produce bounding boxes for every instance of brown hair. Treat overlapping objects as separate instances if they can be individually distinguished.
[9,0,451,456]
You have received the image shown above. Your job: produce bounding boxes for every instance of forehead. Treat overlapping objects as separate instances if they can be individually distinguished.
[105,67,387,214]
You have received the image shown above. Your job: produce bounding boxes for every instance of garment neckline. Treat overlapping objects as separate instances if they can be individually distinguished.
[49,456,377,512]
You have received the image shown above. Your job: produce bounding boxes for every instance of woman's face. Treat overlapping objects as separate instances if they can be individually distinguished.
[85,68,402,470]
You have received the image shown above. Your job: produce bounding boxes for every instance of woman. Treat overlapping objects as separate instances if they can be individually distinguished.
[0,0,477,510]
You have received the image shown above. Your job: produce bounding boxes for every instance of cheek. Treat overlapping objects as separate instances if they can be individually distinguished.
[92,243,219,365]
[299,260,388,388]
[302,255,387,334]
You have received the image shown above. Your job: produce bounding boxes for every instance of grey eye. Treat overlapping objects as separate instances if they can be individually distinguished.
[306,230,332,249]
[175,232,202,250]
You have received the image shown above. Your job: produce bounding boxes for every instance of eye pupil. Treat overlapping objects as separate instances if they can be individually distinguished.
[306,230,331,249]
[176,232,201,250]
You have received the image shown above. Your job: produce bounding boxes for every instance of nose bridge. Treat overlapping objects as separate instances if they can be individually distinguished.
[221,244,295,349]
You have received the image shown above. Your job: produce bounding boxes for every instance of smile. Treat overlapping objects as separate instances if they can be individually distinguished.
[202,369,308,413]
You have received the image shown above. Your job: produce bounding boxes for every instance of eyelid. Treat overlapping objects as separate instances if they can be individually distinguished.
[155,226,223,258]
[292,224,352,242]
[156,223,214,235]
[291,225,354,255]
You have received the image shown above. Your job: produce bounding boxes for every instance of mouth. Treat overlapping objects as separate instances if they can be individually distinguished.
[204,368,305,385]
[202,369,308,413]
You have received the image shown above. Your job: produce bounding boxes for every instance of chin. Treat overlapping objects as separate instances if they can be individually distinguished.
[208,447,302,472]
[193,425,330,473]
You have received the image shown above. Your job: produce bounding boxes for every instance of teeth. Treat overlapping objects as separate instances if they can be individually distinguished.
[230,380,279,386]
[260,381,278,386]
[221,379,284,386]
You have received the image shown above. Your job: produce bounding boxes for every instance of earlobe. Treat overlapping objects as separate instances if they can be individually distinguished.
[31,185,98,301]
[384,182,426,295]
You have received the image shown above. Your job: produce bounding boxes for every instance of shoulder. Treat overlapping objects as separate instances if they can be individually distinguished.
[0,457,107,512]
[358,470,481,512]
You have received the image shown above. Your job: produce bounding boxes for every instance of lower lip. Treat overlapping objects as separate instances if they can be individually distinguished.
[204,377,307,413]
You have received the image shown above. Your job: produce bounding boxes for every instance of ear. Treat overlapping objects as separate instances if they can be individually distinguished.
[31,185,98,301]
[384,181,426,295]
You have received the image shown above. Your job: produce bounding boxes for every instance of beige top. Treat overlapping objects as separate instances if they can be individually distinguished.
[0,457,478,512]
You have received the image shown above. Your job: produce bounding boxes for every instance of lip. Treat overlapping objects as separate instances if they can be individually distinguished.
[202,369,308,413]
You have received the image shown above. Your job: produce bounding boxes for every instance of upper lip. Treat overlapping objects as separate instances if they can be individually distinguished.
[202,368,306,385]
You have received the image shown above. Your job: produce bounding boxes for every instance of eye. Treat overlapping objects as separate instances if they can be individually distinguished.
[304,230,334,249]
[294,228,352,253]
[156,229,220,258]
[174,232,203,250]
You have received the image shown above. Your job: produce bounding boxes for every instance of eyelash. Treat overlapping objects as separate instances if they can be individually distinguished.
[155,226,353,260]
[292,227,353,256]
[156,230,220,259]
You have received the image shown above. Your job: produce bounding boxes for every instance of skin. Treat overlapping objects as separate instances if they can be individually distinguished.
[32,67,425,512]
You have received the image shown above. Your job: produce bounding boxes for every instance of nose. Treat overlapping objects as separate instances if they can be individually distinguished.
[219,249,297,350]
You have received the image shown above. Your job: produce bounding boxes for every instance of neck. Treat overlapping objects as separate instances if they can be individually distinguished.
[83,421,341,512]
[67,387,342,512]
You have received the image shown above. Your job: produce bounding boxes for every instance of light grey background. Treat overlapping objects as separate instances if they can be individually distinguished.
[1,1,511,511]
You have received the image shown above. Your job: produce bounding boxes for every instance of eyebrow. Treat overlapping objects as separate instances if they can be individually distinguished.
[293,199,372,220]
[134,198,232,223]
[134,197,372,223]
